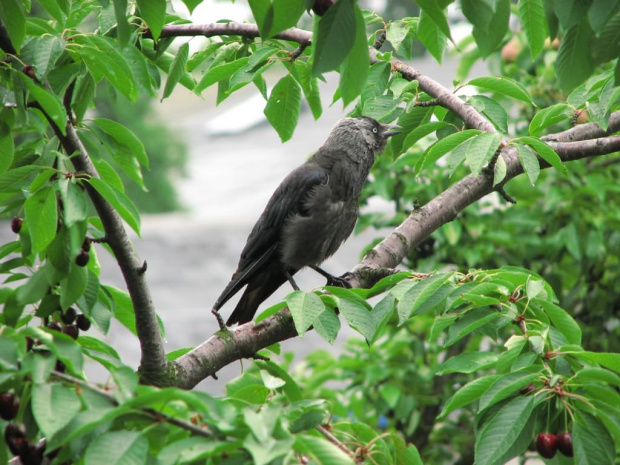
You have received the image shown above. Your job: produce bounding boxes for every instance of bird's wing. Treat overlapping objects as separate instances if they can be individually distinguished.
[212,163,328,312]
[237,162,329,269]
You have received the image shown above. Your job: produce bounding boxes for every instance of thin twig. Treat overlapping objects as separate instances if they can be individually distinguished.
[317,425,355,459]
[51,371,212,437]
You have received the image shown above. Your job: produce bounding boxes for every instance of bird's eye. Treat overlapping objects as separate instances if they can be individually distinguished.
[372,127,378,134]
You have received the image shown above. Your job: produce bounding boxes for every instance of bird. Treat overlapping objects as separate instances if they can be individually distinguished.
[212,116,401,327]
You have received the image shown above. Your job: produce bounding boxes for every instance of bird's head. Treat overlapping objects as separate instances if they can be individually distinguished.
[328,117,401,156]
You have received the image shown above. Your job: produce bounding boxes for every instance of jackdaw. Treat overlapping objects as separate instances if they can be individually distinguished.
[212,116,400,327]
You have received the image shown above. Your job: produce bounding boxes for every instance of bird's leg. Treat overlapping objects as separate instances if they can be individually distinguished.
[283,270,300,291]
[310,266,352,288]
[211,307,228,332]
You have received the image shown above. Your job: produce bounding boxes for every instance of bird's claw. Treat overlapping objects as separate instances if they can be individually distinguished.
[326,273,352,288]
[211,308,229,332]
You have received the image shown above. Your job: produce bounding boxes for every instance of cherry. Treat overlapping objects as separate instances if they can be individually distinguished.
[4,423,29,457]
[61,307,77,324]
[557,432,573,457]
[75,250,90,267]
[63,324,79,340]
[47,322,61,332]
[0,393,19,420]
[76,314,91,331]
[520,383,536,395]
[11,217,23,234]
[536,432,557,459]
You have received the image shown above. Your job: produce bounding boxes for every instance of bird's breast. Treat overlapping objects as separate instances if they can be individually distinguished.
[279,196,358,270]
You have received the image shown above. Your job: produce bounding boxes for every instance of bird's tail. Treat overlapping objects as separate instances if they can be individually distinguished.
[225,269,288,326]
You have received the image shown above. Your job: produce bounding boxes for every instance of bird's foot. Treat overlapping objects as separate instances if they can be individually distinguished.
[211,308,229,332]
[251,353,270,362]
[326,272,353,288]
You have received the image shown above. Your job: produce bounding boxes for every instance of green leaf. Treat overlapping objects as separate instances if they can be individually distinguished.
[535,299,581,345]
[417,8,447,63]
[338,4,369,106]
[529,103,574,136]
[471,0,510,57]
[493,153,507,186]
[162,42,189,101]
[571,351,620,372]
[295,435,355,465]
[573,367,620,387]
[84,430,149,465]
[397,273,453,323]
[0,165,42,190]
[71,36,138,102]
[313,309,340,344]
[32,383,81,437]
[106,286,137,336]
[136,0,166,41]
[446,308,503,346]
[59,180,88,227]
[418,129,481,173]
[516,143,539,185]
[286,290,325,335]
[468,95,509,133]
[518,0,547,59]
[250,0,305,39]
[0,0,26,51]
[556,19,595,92]
[436,352,499,375]
[465,132,502,177]
[60,264,88,310]
[264,74,301,142]
[515,136,567,174]
[312,0,356,74]
[589,0,620,30]
[29,35,65,80]
[401,121,451,150]
[573,412,616,465]
[0,122,14,174]
[439,375,500,418]
[21,75,68,135]
[93,118,149,168]
[88,178,141,236]
[478,367,541,412]
[592,9,620,63]
[335,295,375,340]
[25,186,58,255]
[557,0,593,29]
[475,395,538,465]
[415,0,452,40]
[112,0,130,46]
[16,267,50,305]
[195,57,249,94]
[467,76,534,104]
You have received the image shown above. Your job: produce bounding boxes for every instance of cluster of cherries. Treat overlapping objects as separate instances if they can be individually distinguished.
[536,432,574,458]
[1,394,56,464]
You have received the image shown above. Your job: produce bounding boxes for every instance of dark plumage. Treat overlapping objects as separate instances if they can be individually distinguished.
[213,116,400,326]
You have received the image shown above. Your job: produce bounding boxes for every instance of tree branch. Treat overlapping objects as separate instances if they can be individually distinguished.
[34,107,168,378]
[170,134,620,388]
[542,111,620,143]
[160,23,496,133]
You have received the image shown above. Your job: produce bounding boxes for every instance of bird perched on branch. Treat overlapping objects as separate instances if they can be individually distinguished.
[212,116,400,328]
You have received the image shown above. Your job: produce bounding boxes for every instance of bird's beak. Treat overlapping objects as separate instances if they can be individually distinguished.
[380,123,402,138]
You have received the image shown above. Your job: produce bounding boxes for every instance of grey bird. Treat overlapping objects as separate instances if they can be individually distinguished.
[212,116,400,327]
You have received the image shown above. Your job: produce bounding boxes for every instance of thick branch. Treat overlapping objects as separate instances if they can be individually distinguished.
[172,312,297,389]
[50,122,167,377]
[172,135,620,387]
[542,111,620,143]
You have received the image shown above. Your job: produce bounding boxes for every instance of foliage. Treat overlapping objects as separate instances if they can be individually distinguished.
[0,0,619,464]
